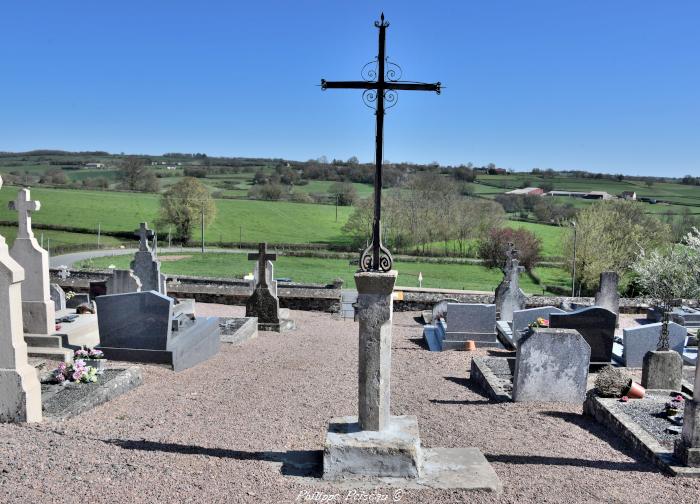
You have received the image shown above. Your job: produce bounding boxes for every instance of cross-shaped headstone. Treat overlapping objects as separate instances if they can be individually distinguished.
[9,188,40,239]
[58,265,71,281]
[134,223,154,252]
[248,242,277,289]
[321,13,440,272]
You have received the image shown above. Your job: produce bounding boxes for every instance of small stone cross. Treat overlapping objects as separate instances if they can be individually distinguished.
[504,243,525,276]
[134,223,154,252]
[248,242,277,289]
[58,265,71,281]
[9,188,40,238]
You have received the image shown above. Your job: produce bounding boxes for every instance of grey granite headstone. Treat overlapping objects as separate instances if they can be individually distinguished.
[442,303,498,348]
[512,306,566,344]
[106,269,142,295]
[50,283,66,312]
[549,306,616,364]
[66,293,90,309]
[671,306,700,328]
[95,291,220,372]
[622,322,687,367]
[594,271,619,320]
[512,328,590,402]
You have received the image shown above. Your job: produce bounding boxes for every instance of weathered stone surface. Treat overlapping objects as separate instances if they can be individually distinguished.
[355,270,396,431]
[50,283,66,312]
[254,260,277,297]
[494,246,526,322]
[511,306,566,344]
[430,298,459,322]
[642,350,683,390]
[677,362,700,466]
[106,269,142,295]
[549,306,616,364]
[8,188,54,335]
[594,271,620,318]
[130,223,166,295]
[0,181,42,422]
[96,291,220,372]
[65,293,90,309]
[219,317,258,344]
[512,328,590,403]
[622,322,686,367]
[323,415,421,479]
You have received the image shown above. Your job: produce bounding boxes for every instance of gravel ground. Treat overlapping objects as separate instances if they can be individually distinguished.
[1,306,700,504]
[612,391,687,449]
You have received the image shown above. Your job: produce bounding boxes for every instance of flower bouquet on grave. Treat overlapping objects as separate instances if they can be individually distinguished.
[528,317,549,329]
[665,395,684,417]
[74,347,106,373]
[52,360,99,385]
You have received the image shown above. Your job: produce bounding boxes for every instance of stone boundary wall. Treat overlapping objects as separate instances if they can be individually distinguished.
[52,268,698,315]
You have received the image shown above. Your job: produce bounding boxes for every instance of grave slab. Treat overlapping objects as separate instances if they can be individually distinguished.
[219,317,258,344]
[512,328,590,403]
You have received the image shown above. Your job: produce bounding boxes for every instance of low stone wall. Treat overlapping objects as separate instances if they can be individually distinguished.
[51,269,342,314]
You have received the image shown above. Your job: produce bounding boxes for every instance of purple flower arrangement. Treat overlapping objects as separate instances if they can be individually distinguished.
[52,360,99,384]
[665,395,684,416]
[74,347,104,360]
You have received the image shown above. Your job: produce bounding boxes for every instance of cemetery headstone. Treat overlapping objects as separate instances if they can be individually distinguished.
[675,359,700,466]
[621,322,686,367]
[441,303,498,349]
[594,271,619,322]
[549,306,616,365]
[512,328,590,402]
[253,259,277,297]
[106,269,142,295]
[89,280,107,299]
[511,306,566,345]
[494,243,526,322]
[95,291,220,372]
[0,178,42,422]
[50,283,66,312]
[130,223,167,295]
[8,188,55,335]
[245,243,294,331]
[431,298,459,322]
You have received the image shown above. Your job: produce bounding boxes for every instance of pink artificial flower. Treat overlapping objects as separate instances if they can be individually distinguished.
[675,395,684,402]
[72,370,83,381]
[620,396,629,402]
[57,362,67,372]
[73,359,86,369]
[53,371,66,383]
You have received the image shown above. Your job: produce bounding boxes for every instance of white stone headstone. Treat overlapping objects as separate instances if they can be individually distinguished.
[8,188,55,335]
[0,180,42,422]
[254,260,277,297]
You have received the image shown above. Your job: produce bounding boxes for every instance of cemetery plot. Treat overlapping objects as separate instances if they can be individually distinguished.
[584,391,700,477]
[40,366,143,421]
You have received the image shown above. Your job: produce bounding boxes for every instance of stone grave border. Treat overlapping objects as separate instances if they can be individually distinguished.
[41,366,143,421]
[583,393,700,478]
[470,356,513,402]
[219,317,258,344]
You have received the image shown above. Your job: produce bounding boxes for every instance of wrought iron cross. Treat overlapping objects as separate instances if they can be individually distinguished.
[9,188,40,239]
[135,222,154,252]
[248,242,277,288]
[321,13,441,272]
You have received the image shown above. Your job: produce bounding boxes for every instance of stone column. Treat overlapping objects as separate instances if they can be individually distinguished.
[676,361,700,466]
[9,189,55,335]
[0,218,42,421]
[355,270,396,431]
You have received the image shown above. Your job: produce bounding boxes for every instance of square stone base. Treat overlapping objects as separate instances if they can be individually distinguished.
[323,415,422,479]
[675,441,700,467]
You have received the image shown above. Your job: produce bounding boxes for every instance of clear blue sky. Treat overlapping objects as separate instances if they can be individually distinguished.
[0,1,697,176]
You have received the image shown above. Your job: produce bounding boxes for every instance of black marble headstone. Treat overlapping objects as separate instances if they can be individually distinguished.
[549,306,616,364]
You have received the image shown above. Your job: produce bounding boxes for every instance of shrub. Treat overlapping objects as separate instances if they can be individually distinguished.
[478,227,541,271]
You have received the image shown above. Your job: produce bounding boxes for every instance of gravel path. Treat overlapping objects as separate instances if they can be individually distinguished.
[1,308,699,504]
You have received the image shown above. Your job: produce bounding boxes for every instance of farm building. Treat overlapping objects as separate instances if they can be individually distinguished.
[621,191,637,200]
[506,187,544,196]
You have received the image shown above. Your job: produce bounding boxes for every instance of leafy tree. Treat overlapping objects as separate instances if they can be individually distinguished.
[329,182,358,206]
[159,177,216,242]
[632,228,700,348]
[564,200,671,292]
[118,157,159,192]
[478,227,542,271]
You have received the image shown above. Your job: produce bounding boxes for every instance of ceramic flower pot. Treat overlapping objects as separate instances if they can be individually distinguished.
[624,380,645,399]
[465,340,476,351]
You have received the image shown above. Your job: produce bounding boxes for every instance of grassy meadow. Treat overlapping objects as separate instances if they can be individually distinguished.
[78,252,570,294]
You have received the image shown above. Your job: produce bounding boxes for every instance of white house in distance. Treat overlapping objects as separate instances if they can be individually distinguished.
[84,162,104,169]
[621,191,637,200]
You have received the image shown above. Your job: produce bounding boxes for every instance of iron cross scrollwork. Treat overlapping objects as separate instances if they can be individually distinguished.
[321,13,441,272]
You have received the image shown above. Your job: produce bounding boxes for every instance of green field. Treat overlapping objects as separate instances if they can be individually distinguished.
[0,186,354,245]
[77,252,569,293]
[0,225,123,251]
